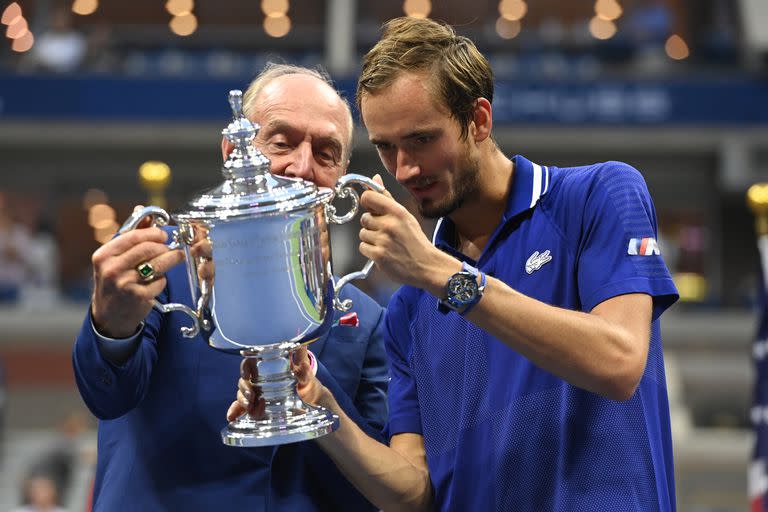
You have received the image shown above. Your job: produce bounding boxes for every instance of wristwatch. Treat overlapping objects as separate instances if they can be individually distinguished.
[439,262,487,315]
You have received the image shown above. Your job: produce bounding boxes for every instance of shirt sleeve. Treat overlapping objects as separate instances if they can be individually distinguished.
[383,289,423,440]
[92,316,143,365]
[574,162,678,318]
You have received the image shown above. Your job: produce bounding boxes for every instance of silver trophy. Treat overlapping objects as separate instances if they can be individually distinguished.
[118,90,383,447]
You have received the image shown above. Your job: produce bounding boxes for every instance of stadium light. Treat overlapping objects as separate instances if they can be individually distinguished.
[496,17,521,39]
[498,0,527,22]
[403,0,431,19]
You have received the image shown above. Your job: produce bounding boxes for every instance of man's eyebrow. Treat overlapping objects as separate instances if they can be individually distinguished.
[370,129,441,145]
[261,119,294,134]
[369,136,388,146]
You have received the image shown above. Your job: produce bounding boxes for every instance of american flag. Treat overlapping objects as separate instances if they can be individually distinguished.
[750,235,768,512]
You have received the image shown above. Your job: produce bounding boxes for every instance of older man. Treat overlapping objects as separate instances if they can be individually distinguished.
[73,64,388,511]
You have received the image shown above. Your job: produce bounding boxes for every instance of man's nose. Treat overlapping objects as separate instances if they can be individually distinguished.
[284,142,314,182]
[395,149,419,184]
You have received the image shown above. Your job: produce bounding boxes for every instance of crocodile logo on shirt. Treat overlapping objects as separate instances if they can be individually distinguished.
[525,250,552,275]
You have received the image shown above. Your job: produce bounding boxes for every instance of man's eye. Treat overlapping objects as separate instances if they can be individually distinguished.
[318,151,336,163]
[268,141,291,151]
[374,143,393,152]
[416,136,433,145]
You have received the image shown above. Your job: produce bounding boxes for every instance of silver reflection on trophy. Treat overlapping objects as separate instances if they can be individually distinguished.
[118,89,384,446]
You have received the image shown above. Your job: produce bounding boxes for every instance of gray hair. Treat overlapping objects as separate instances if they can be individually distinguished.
[243,62,354,162]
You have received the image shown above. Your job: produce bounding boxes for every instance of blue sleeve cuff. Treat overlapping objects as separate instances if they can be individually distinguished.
[581,276,679,321]
[383,414,423,441]
[91,315,143,366]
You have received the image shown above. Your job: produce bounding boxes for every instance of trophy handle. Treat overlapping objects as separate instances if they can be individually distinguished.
[118,205,173,242]
[118,205,206,338]
[326,174,386,312]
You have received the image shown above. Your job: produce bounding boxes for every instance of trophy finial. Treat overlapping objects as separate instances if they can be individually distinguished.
[229,90,243,118]
[221,89,270,179]
[222,89,256,148]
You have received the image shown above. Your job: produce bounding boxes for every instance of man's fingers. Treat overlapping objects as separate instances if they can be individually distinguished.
[252,396,266,419]
[131,205,158,230]
[358,226,379,246]
[227,401,244,422]
[197,260,215,282]
[361,188,400,216]
[233,386,263,418]
[110,241,180,277]
[227,394,263,421]
[358,241,375,262]
[140,276,169,299]
[95,227,169,259]
[372,173,394,199]
[153,248,186,273]
[115,250,184,289]
[360,211,394,233]
[291,346,308,369]
[190,239,212,260]
[118,277,169,304]
[293,360,310,384]
[290,346,310,382]
[240,359,258,382]
[359,211,394,248]
[238,377,256,396]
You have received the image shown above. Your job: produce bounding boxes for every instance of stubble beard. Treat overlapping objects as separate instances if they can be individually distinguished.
[417,152,481,219]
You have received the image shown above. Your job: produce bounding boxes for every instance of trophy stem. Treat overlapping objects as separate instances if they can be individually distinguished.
[221,344,339,447]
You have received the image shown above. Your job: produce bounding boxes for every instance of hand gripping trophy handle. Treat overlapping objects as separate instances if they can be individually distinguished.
[118,205,210,339]
[325,174,386,312]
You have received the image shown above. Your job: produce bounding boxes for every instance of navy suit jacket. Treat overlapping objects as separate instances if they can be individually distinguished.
[72,260,388,511]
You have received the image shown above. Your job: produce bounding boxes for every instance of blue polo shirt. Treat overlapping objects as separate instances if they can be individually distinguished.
[385,155,679,511]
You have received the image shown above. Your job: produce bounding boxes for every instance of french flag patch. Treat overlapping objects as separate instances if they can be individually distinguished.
[627,237,660,256]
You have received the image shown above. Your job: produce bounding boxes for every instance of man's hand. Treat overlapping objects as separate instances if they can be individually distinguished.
[292,345,326,405]
[226,346,329,422]
[358,175,444,289]
[229,357,266,421]
[90,212,185,339]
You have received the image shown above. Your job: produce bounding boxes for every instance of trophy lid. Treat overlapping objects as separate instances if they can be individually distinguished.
[175,90,332,222]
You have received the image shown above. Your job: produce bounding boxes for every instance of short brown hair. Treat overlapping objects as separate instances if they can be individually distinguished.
[357,17,494,139]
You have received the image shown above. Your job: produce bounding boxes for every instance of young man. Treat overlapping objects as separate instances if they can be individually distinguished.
[72,64,388,511]
[232,17,679,511]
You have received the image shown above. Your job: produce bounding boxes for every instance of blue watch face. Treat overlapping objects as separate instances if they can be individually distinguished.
[447,273,478,306]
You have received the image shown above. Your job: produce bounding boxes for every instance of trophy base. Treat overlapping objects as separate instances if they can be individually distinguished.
[221,343,338,447]
[221,405,339,447]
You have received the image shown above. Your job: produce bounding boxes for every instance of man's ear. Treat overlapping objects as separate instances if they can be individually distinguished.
[221,137,235,162]
[471,97,492,143]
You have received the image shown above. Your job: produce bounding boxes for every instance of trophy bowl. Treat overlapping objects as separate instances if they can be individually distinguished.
[118,90,383,447]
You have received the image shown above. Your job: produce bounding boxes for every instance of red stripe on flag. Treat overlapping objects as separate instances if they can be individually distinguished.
[639,238,649,256]
[751,495,765,512]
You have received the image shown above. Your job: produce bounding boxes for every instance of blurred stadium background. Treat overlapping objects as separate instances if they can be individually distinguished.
[0,0,766,510]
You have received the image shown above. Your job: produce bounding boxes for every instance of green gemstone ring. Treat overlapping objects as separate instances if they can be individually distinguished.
[136,261,156,282]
